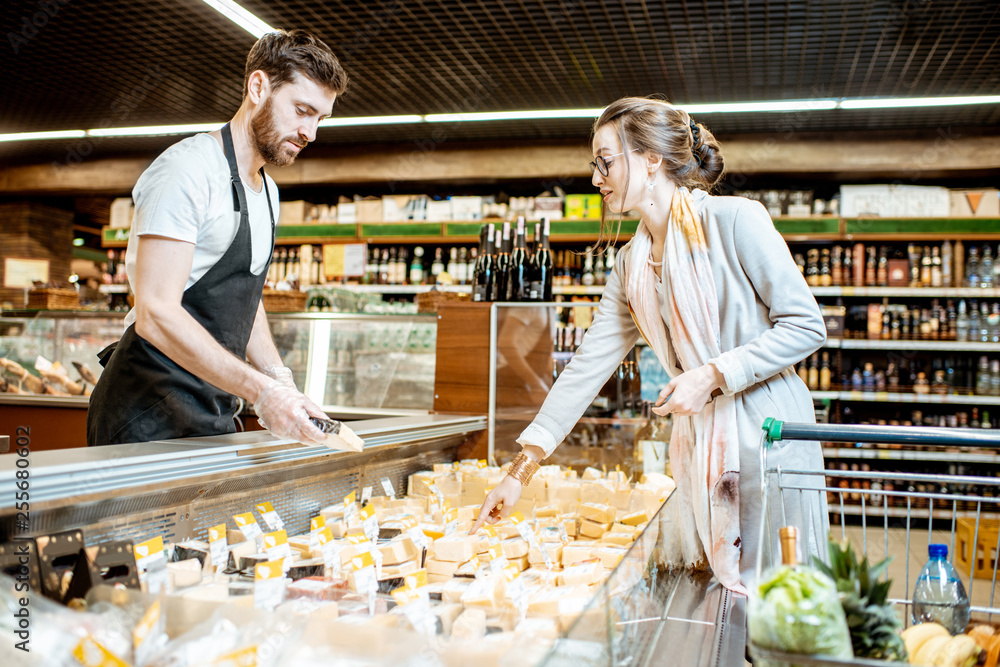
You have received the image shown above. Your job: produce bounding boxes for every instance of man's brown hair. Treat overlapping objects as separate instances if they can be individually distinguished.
[243,29,348,98]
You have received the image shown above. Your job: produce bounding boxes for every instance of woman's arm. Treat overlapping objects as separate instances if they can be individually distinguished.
[709,200,827,395]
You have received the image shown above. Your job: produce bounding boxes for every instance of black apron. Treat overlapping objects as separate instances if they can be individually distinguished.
[87,124,274,446]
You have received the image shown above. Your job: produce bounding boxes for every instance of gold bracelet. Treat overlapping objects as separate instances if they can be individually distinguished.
[507,452,540,486]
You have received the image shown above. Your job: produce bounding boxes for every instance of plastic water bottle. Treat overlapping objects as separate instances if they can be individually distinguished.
[912,544,971,634]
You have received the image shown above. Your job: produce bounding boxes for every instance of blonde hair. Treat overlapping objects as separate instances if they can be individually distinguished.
[592,96,724,252]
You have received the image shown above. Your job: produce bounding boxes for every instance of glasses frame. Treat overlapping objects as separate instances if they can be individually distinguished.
[589,151,625,177]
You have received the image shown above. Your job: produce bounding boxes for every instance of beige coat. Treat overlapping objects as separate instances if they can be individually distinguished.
[519,189,829,586]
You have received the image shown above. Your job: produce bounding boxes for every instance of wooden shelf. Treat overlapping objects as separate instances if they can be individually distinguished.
[811,391,1000,405]
[101,217,1000,248]
[826,338,1000,351]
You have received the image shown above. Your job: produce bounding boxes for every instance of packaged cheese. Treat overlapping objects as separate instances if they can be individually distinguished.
[432,535,478,562]
[595,546,627,569]
[499,537,528,560]
[425,557,462,577]
[579,519,612,539]
[578,503,615,524]
[599,532,634,548]
[377,537,419,565]
[558,559,604,586]
[528,543,564,565]
[561,543,594,567]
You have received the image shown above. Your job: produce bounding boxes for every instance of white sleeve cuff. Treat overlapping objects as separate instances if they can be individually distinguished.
[709,350,750,396]
[516,423,559,459]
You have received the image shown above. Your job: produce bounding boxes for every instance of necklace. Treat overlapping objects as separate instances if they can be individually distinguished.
[646,255,663,267]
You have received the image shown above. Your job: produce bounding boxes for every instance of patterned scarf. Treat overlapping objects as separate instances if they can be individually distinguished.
[625,186,745,595]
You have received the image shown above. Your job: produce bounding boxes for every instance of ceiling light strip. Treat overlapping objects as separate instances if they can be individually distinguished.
[3,95,998,143]
[200,0,275,38]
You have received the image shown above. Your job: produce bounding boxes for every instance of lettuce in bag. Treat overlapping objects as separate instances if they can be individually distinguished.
[749,563,854,665]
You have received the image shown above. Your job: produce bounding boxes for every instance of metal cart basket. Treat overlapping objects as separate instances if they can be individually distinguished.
[749,419,1000,667]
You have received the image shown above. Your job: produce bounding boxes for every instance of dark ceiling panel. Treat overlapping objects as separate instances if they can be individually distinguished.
[1,0,998,164]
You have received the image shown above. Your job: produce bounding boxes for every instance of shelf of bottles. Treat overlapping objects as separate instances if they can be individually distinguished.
[823,447,1000,464]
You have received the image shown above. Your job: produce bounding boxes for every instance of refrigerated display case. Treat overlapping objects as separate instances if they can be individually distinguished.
[0,414,744,666]
[0,310,438,448]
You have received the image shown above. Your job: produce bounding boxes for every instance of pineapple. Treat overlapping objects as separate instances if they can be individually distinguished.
[813,540,908,662]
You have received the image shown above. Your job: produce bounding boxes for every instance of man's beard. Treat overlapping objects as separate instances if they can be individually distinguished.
[250,97,305,167]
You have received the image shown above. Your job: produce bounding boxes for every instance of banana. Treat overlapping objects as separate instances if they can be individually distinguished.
[914,634,951,666]
[903,623,951,659]
[933,635,981,667]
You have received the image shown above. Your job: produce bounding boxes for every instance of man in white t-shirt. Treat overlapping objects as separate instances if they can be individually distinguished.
[87,30,348,446]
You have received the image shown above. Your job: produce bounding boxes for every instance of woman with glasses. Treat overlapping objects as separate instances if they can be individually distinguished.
[473,96,828,596]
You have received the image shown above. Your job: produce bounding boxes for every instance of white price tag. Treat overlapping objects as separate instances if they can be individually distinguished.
[359,505,379,544]
[361,486,373,506]
[380,476,396,498]
[208,524,228,571]
[133,537,169,595]
[263,530,294,572]
[316,528,342,576]
[254,561,286,610]
[255,502,285,532]
[234,512,264,549]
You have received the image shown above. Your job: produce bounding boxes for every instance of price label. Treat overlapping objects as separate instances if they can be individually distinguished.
[444,508,459,536]
[316,527,341,576]
[254,560,286,610]
[233,512,264,549]
[133,536,169,595]
[263,530,293,572]
[132,600,164,667]
[348,534,383,578]
[72,635,130,667]
[343,492,359,525]
[255,502,284,532]
[359,504,379,544]
[422,480,446,510]
[381,476,396,498]
[208,524,228,571]
[361,485,373,506]
[478,460,488,468]
[350,552,378,614]
[401,514,429,550]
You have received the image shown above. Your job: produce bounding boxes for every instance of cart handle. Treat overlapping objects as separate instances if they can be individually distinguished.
[761,418,1000,448]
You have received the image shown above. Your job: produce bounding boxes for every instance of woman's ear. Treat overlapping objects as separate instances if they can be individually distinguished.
[646,153,663,173]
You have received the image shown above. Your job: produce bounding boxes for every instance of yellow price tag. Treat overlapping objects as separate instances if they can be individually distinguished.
[404,569,428,589]
[133,600,161,649]
[254,560,283,580]
[72,635,130,667]
[510,511,526,525]
[351,551,375,571]
[310,516,325,532]
[208,524,226,543]
[344,491,357,507]
[478,460,487,468]
[316,527,334,545]
[254,502,274,515]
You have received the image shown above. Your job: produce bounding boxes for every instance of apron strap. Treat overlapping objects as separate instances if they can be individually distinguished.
[221,123,249,215]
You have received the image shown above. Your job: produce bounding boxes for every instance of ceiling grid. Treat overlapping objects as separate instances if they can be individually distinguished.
[0,0,996,164]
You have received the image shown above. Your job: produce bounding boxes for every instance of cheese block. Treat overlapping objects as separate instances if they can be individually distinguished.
[345,524,366,538]
[548,480,582,514]
[500,537,528,560]
[441,578,473,603]
[520,567,562,588]
[433,603,464,635]
[580,480,616,506]
[610,523,638,535]
[581,467,603,481]
[599,532,634,548]
[498,523,520,540]
[514,616,560,640]
[287,558,325,581]
[287,535,314,557]
[425,557,462,577]
[528,543,564,565]
[451,607,488,639]
[277,598,339,620]
[558,596,606,635]
[377,537,419,565]
[527,584,589,615]
[226,540,257,571]
[408,471,436,496]
[456,505,478,523]
[326,520,349,538]
[595,546,627,569]
[578,503,615,524]
[319,504,345,520]
[606,470,628,487]
[166,559,203,589]
[427,573,452,584]
[180,582,229,603]
[286,576,349,601]
[558,559,604,586]
[509,555,529,572]
[579,519,612,539]
[455,559,480,577]
[174,540,209,566]
[432,535,478,562]
[534,504,560,518]
[561,516,578,538]
[611,489,632,511]
[561,543,595,567]
[460,575,501,609]
[621,510,649,526]
[379,560,419,579]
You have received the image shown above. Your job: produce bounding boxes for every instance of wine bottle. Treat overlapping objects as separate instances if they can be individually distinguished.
[430,247,445,284]
[582,246,596,286]
[528,223,541,299]
[509,216,529,301]
[531,217,554,302]
[494,222,511,301]
[472,224,496,302]
[457,247,469,285]
[409,246,425,285]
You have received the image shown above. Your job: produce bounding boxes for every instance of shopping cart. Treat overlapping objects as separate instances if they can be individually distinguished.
[749,419,1000,666]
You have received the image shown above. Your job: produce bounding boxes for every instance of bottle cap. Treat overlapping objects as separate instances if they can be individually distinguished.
[779,526,798,567]
[928,543,948,558]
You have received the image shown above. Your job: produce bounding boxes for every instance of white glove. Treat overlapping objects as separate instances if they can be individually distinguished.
[253,379,327,446]
[262,364,296,389]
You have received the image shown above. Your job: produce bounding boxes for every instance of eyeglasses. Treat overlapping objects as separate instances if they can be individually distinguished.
[589,151,625,177]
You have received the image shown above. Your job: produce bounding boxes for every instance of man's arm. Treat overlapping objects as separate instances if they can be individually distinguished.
[131,235,272,403]
[246,300,284,374]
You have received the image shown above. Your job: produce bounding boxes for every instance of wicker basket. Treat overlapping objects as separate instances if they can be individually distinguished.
[261,289,308,313]
[26,288,80,310]
[416,289,470,314]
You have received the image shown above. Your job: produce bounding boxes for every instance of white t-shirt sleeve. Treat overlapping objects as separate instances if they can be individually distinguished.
[131,147,213,244]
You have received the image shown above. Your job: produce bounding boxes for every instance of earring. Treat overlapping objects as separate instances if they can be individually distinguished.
[646,174,656,193]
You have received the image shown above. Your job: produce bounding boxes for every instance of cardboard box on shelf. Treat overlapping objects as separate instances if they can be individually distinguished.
[279,201,312,226]
[840,184,950,218]
[450,196,483,221]
[564,194,602,220]
[109,197,134,229]
[427,200,453,221]
[355,197,383,223]
[337,201,357,224]
[382,195,414,222]
[949,189,1000,218]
